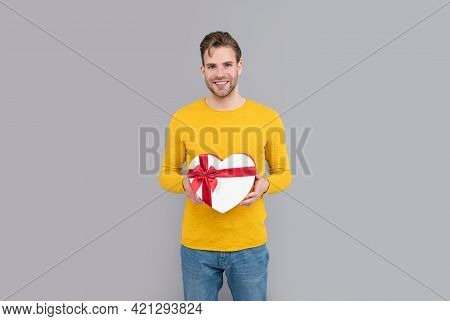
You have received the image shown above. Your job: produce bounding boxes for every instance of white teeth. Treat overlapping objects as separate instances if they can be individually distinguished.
[215,81,228,85]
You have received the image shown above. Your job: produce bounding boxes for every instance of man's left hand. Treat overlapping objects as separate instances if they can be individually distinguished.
[239,174,269,206]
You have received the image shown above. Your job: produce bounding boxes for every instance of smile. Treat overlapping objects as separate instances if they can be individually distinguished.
[213,81,229,87]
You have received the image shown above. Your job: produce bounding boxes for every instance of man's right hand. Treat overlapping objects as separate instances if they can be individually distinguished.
[183,176,204,204]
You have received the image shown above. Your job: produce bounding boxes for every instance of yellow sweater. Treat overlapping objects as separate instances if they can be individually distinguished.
[158,97,292,251]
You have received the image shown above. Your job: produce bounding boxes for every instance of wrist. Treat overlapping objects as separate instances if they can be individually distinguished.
[262,177,270,194]
[182,176,188,192]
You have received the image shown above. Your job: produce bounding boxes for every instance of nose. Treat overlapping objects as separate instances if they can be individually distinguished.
[216,65,226,78]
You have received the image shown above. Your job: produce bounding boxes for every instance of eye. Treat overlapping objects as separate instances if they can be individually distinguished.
[208,66,215,69]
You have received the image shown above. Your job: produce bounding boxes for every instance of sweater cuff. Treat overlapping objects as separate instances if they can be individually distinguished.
[262,177,270,195]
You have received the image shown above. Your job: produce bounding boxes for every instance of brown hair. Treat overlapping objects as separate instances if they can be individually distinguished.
[200,31,242,66]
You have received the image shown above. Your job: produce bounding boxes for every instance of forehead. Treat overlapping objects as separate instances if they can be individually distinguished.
[203,46,236,64]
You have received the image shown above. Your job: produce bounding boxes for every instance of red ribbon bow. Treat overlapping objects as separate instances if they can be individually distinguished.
[187,154,256,207]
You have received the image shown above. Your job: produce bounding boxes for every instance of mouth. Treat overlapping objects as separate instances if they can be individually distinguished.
[213,80,229,89]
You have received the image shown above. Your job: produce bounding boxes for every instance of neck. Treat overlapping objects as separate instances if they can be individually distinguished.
[206,88,246,111]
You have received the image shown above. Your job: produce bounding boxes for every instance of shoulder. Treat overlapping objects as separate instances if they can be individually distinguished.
[169,98,205,125]
[246,98,283,122]
[174,98,204,115]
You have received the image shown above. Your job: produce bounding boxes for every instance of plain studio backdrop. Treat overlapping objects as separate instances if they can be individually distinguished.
[1,0,449,301]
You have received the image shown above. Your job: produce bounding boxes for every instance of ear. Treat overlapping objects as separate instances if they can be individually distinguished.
[237,59,243,76]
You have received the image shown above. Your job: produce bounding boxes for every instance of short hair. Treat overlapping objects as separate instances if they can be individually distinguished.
[200,31,242,66]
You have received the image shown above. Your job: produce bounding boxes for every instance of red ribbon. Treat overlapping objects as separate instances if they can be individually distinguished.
[187,154,256,207]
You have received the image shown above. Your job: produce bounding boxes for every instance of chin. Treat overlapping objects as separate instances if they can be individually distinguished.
[214,91,231,98]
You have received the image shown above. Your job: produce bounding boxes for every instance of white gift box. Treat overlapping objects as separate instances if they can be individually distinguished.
[187,153,256,213]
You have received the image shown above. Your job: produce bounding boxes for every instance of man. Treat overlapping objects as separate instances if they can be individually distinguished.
[158,31,292,301]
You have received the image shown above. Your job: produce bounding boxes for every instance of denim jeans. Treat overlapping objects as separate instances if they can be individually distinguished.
[180,243,269,301]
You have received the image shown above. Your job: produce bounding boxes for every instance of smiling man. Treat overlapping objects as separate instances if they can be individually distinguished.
[158,31,292,301]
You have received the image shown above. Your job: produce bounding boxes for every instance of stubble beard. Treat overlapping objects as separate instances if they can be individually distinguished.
[205,75,238,98]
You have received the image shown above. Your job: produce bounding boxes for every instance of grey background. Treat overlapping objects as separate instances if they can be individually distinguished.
[1,0,449,300]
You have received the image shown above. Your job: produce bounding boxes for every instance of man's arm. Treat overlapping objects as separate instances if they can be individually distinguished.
[240,109,292,206]
[264,110,292,194]
[158,115,186,193]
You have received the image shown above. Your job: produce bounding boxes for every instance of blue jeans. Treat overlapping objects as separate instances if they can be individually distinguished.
[180,243,269,301]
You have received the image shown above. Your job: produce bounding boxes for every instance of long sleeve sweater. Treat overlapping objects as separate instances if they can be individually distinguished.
[158,97,292,251]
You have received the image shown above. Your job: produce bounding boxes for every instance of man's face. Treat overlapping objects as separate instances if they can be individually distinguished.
[201,46,242,98]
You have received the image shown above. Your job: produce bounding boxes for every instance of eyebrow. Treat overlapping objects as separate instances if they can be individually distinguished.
[206,61,234,67]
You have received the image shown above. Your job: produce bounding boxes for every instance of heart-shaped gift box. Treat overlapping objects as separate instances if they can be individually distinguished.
[187,153,256,213]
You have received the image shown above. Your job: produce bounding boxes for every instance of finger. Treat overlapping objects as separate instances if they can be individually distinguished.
[190,196,203,204]
[192,193,203,204]
[185,183,200,199]
[240,197,257,206]
[191,199,202,204]
[255,174,263,179]
[245,192,257,199]
[184,182,193,193]
[192,193,203,203]
[185,191,199,203]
